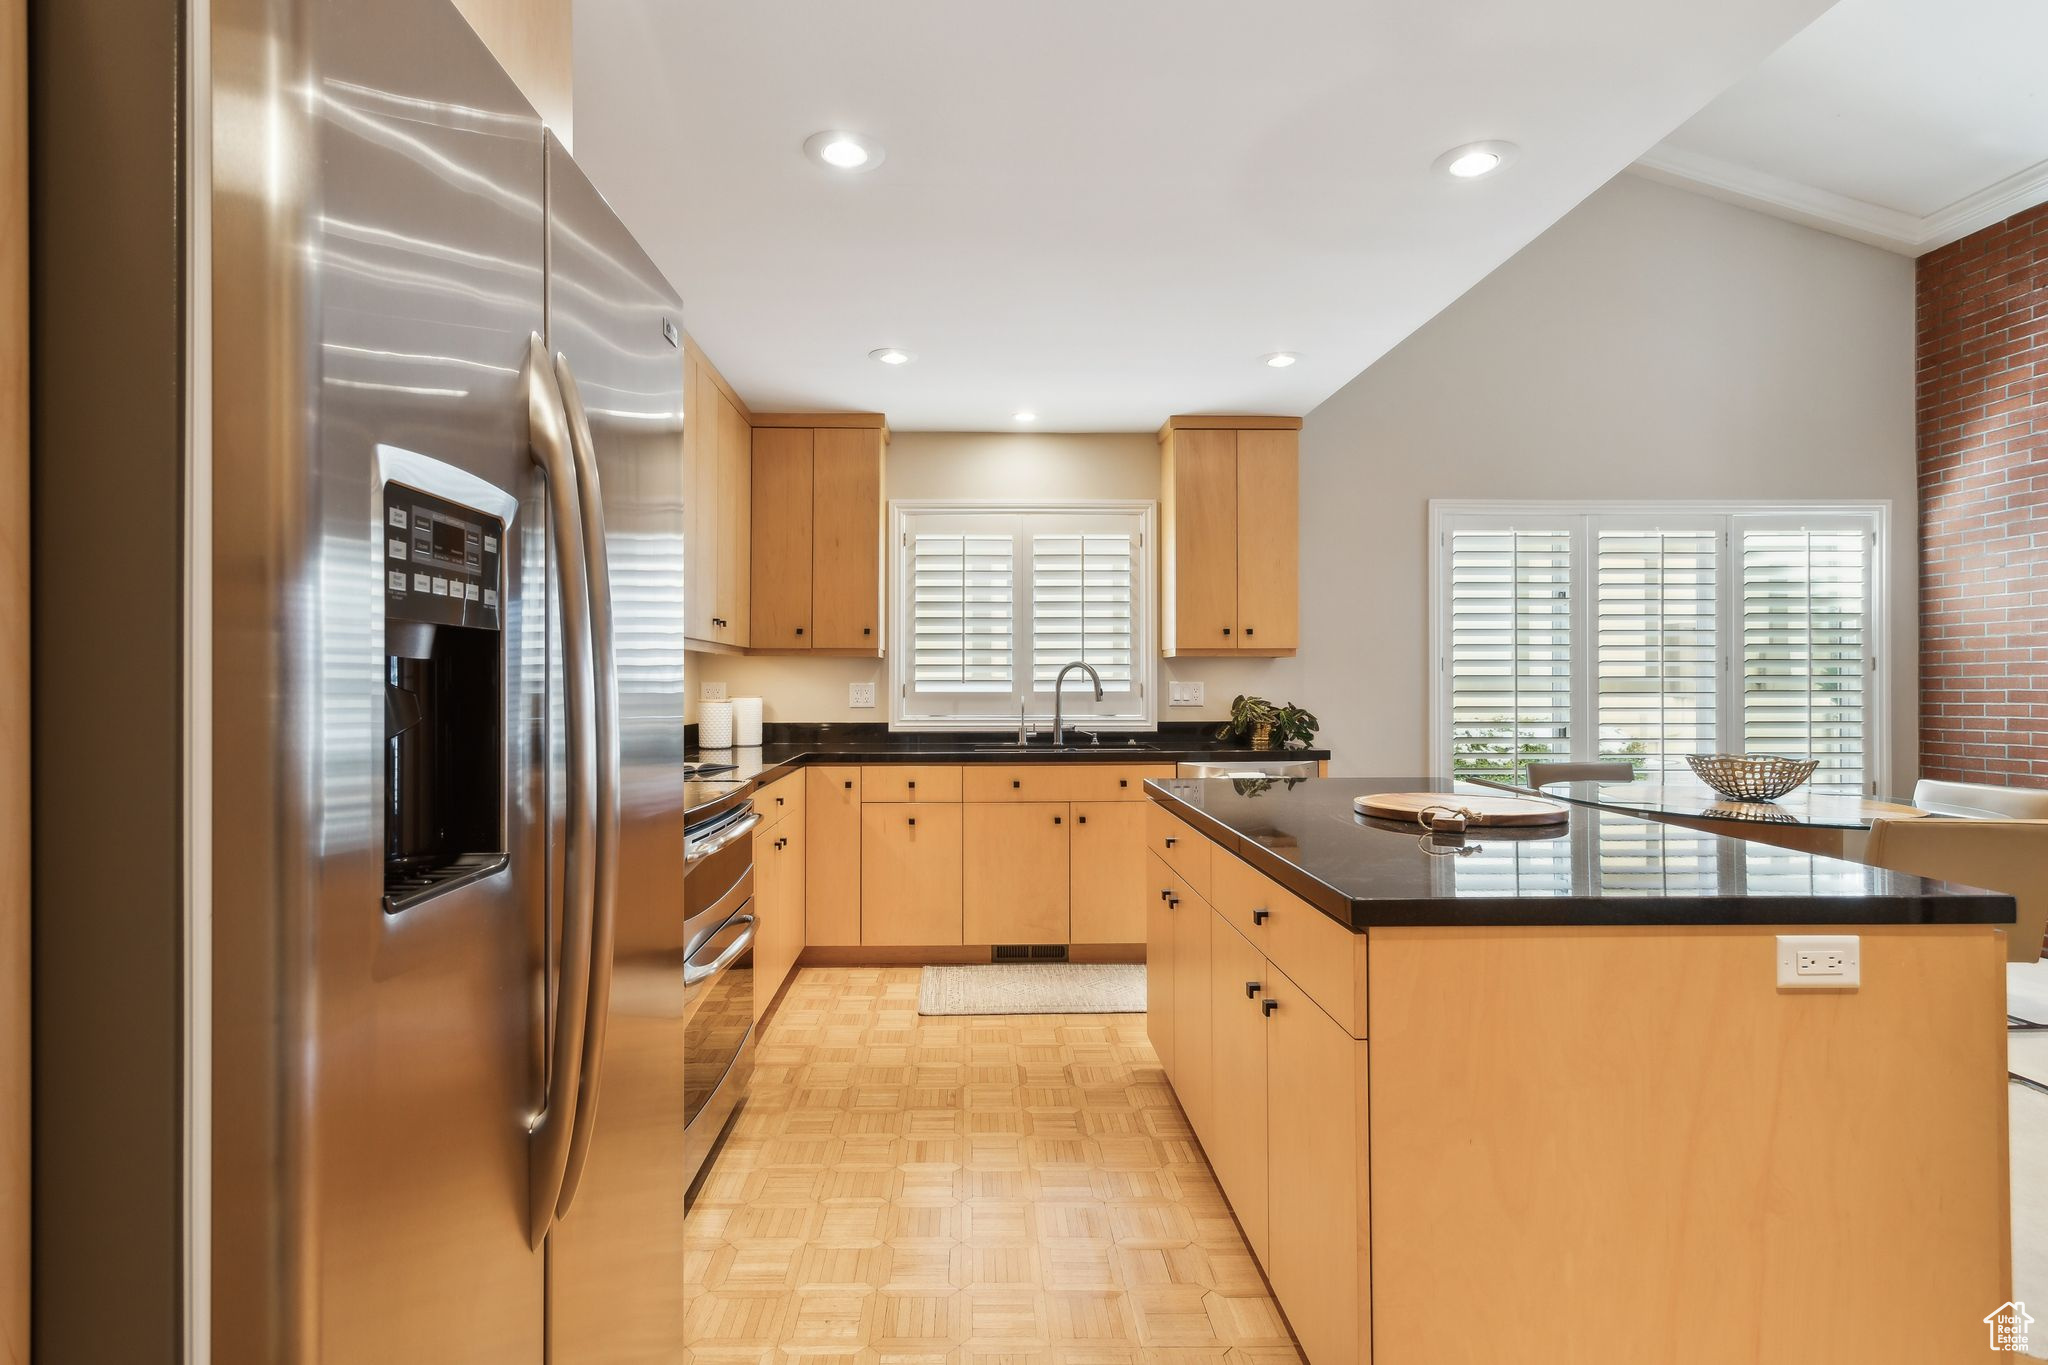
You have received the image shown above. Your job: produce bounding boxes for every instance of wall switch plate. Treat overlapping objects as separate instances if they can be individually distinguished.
[848,681,876,709]
[1776,934,1860,990]
[700,681,727,702]
[1169,681,1204,707]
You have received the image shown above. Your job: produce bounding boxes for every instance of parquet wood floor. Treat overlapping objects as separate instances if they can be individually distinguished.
[685,966,1305,1365]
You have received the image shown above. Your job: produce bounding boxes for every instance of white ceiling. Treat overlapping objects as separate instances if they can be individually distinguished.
[573,0,1834,431]
[1638,0,2048,254]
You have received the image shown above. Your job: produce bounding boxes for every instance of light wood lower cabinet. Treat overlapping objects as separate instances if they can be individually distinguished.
[753,781,806,1019]
[804,767,861,946]
[858,804,962,945]
[1145,873,1175,1076]
[1265,963,1367,1365]
[1168,869,1213,1141]
[1207,915,1270,1265]
[963,802,1069,944]
[1069,802,1147,943]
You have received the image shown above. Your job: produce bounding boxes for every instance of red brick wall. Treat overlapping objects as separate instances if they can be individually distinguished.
[1917,202,2048,787]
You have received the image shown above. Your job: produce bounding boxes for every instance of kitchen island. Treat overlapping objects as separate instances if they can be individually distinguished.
[1141,776,2014,1365]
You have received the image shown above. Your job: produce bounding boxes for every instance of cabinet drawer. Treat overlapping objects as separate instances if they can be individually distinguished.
[961,766,1077,802]
[1066,763,1176,802]
[859,765,962,803]
[756,770,805,833]
[1212,851,1366,1038]
[1146,802,1211,899]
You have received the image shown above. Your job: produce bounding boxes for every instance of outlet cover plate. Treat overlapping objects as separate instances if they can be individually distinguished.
[1776,934,1860,990]
[1169,681,1204,707]
[849,681,876,709]
[700,681,727,702]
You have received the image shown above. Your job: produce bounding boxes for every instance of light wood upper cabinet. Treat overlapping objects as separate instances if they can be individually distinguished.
[1158,416,1300,657]
[683,339,753,649]
[750,427,814,647]
[963,802,1069,945]
[810,427,884,650]
[748,418,887,654]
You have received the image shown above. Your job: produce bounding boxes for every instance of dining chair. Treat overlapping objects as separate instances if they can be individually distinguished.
[1912,778,2048,821]
[1525,760,1635,789]
[1863,817,2048,966]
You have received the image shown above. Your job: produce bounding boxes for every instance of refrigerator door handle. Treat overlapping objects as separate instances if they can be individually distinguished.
[550,353,622,1222]
[524,333,601,1247]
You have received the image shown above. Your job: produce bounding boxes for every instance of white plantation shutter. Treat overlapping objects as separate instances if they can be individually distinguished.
[895,504,1152,726]
[1594,527,1717,779]
[1447,526,1573,784]
[910,532,1013,694]
[1739,522,1870,795]
[1031,533,1136,692]
[1435,505,1883,792]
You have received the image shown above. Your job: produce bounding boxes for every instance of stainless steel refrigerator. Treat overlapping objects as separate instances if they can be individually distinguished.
[209,0,688,1358]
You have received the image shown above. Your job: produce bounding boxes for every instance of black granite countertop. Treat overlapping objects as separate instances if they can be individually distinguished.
[683,723,1328,821]
[1143,776,2017,932]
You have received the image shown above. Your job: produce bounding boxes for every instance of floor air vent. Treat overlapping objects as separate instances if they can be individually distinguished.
[992,944,1069,963]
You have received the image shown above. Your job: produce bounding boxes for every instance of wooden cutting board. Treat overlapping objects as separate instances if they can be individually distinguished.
[1355,792,1570,827]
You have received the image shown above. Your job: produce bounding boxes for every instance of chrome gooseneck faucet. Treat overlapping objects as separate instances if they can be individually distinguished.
[1052,661,1103,746]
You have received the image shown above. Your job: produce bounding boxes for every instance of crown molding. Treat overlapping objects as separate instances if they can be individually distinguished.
[1630,144,2048,257]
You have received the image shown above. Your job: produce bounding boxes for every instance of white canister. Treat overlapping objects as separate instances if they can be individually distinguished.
[698,700,733,750]
[732,696,764,747]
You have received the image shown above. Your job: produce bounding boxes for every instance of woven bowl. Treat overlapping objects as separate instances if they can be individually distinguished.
[1685,753,1818,802]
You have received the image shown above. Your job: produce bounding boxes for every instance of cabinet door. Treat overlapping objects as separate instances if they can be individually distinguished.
[1208,916,1270,1265]
[683,356,723,643]
[963,802,1070,944]
[1233,429,1298,652]
[752,828,786,1023]
[1266,967,1368,1365]
[1146,856,1176,1078]
[1167,428,1237,652]
[715,390,751,646]
[1170,882,1214,1141]
[1070,802,1146,944]
[805,766,861,945]
[750,426,812,648]
[772,814,806,1004]
[858,804,962,945]
[810,427,883,651]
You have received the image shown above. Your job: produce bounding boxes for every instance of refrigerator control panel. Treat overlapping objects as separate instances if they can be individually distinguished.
[383,481,503,630]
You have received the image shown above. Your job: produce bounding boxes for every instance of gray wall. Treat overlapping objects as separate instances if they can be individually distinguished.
[1292,174,1919,781]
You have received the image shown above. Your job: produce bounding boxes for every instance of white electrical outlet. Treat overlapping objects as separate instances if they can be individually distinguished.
[1776,934,1860,990]
[848,681,876,709]
[699,681,726,702]
[1169,681,1205,707]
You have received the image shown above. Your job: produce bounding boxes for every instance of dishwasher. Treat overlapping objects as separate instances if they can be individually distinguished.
[1176,758,1320,780]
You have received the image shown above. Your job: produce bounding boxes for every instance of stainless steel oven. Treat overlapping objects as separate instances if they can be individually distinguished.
[682,791,760,1194]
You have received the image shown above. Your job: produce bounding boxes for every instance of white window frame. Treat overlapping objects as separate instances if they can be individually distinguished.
[1427,499,1890,794]
[889,499,1158,732]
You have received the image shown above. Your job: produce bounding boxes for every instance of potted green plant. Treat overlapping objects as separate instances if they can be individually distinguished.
[1215,694,1278,748]
[1271,703,1320,750]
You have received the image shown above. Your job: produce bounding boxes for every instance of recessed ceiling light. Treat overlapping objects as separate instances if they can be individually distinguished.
[869,347,913,365]
[803,130,885,172]
[1433,140,1518,180]
[1013,411,1037,423]
[1261,352,1298,368]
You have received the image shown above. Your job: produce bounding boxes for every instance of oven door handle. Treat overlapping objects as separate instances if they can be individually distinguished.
[524,334,599,1248]
[551,352,622,1224]
[684,914,757,988]
[685,810,761,866]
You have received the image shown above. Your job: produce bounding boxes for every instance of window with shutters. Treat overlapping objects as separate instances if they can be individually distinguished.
[1431,503,1886,795]
[891,502,1155,729]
